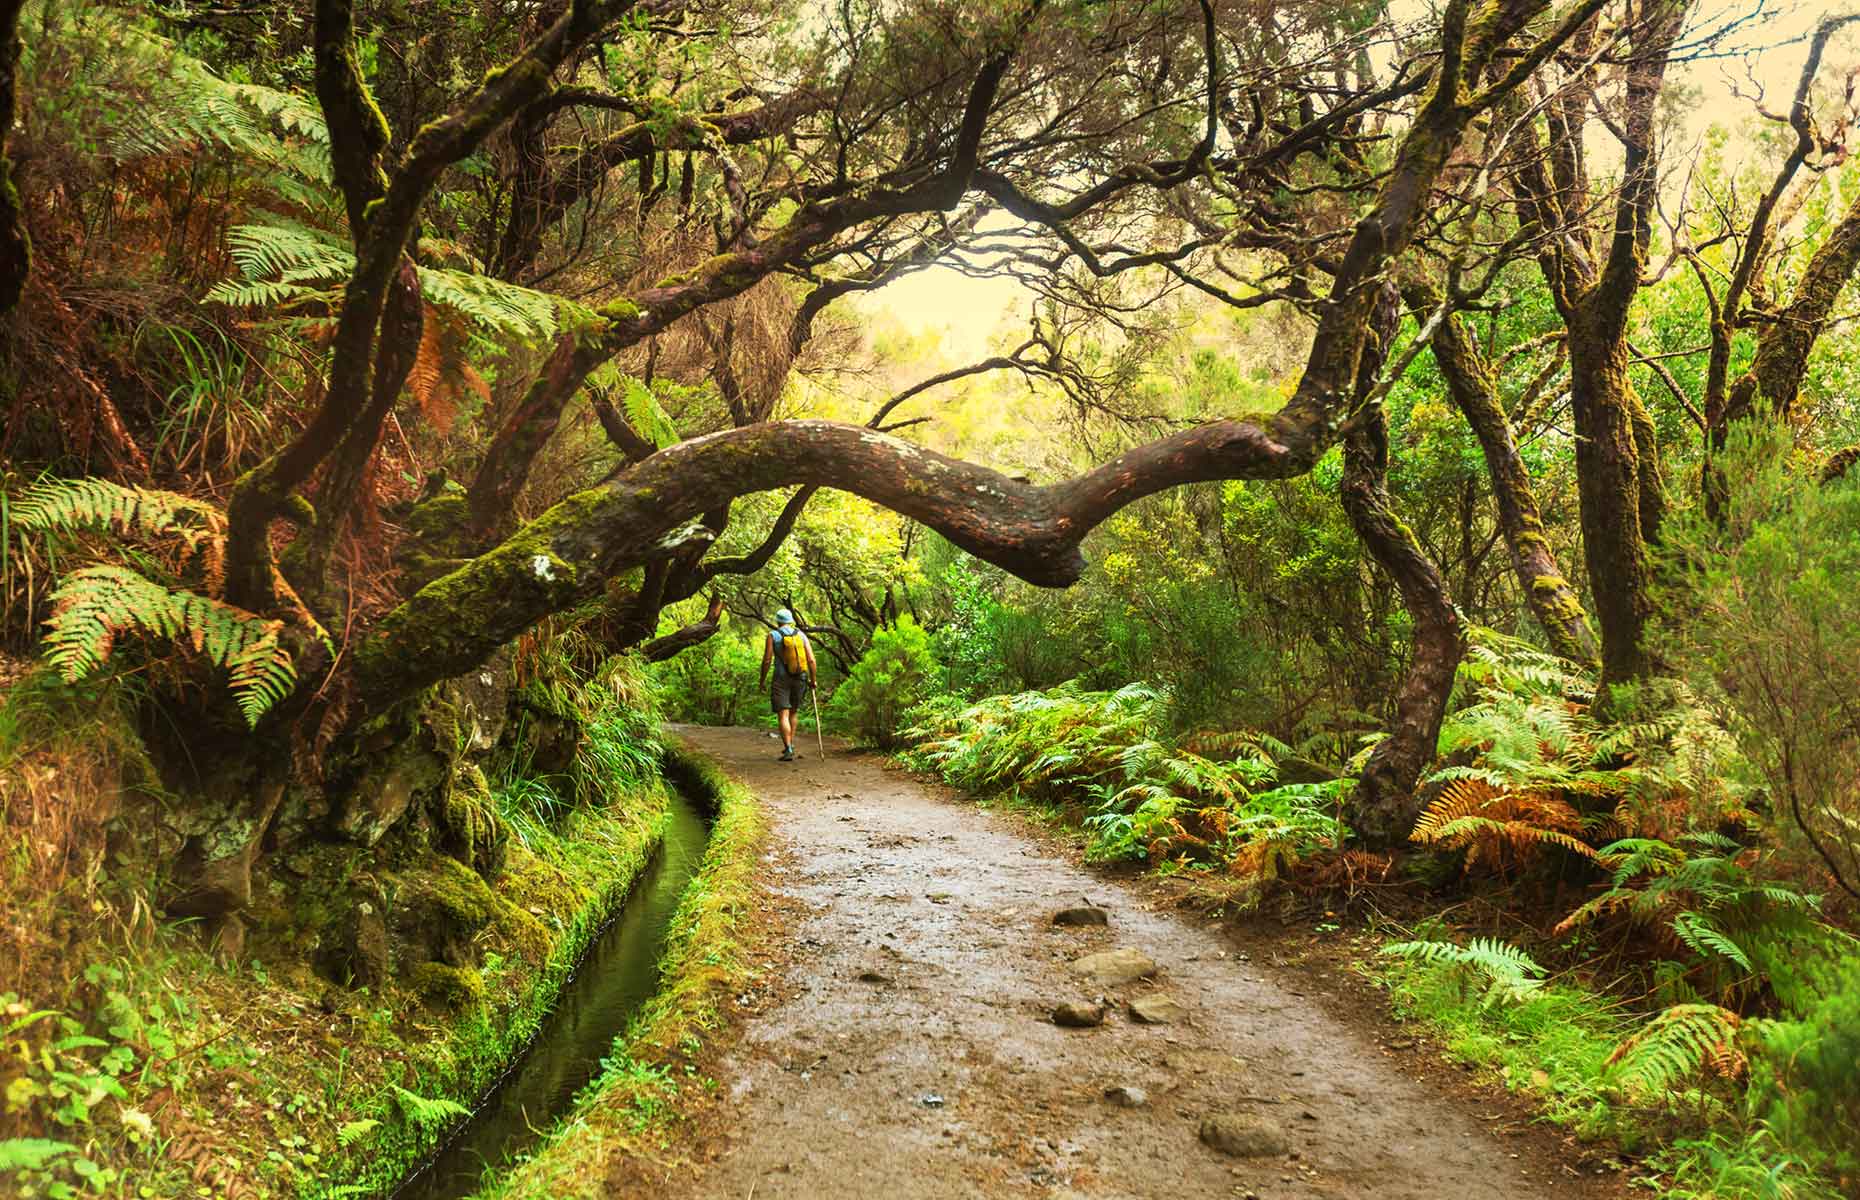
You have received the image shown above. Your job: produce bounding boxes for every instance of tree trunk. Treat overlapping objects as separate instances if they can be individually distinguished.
[1567,317,1656,687]
[1430,313,1600,665]
[1341,290,1466,846]
[642,595,727,661]
[0,0,29,312]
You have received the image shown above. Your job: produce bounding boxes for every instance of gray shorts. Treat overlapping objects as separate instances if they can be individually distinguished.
[771,673,810,713]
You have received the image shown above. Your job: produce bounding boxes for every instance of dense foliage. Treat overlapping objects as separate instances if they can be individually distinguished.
[3,0,1860,1194]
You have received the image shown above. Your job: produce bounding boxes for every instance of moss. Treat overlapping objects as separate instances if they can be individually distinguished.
[408,961,485,1012]
[489,895,552,966]
[438,762,508,878]
[404,489,470,545]
[403,852,496,930]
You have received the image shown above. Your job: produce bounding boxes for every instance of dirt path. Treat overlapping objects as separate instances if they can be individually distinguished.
[667,726,1595,1200]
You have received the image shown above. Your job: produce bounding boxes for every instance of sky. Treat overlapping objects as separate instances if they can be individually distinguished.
[855,0,1860,369]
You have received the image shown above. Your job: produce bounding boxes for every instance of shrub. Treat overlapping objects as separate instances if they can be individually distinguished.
[903,680,1347,892]
[1750,953,1860,1183]
[651,633,763,726]
[827,617,940,748]
[1659,422,1860,903]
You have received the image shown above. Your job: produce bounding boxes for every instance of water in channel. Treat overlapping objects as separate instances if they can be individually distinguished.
[392,788,711,1200]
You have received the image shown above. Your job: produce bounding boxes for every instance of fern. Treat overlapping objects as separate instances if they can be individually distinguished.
[391,1086,470,1135]
[0,1139,79,1171]
[620,377,681,449]
[1412,777,1598,870]
[42,566,297,727]
[335,1118,380,1148]
[1671,912,1753,973]
[1606,1004,1744,1096]
[1380,936,1547,1006]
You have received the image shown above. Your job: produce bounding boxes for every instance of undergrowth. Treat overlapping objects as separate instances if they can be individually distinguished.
[0,647,676,1199]
[902,681,1350,901]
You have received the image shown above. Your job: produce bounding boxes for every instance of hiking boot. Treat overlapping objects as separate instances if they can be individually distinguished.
[779,746,795,762]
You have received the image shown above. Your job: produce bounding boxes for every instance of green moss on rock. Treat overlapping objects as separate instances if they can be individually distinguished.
[408,961,485,1012]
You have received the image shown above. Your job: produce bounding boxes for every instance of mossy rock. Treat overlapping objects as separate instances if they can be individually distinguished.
[390,853,497,967]
[407,961,485,1012]
[333,734,450,848]
[436,762,509,878]
[489,896,553,967]
[318,900,391,988]
[515,707,584,777]
[429,647,514,756]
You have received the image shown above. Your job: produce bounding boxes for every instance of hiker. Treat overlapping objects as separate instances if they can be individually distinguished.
[759,608,817,762]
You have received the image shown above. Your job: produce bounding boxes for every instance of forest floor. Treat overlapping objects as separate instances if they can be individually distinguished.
[656,725,1633,1200]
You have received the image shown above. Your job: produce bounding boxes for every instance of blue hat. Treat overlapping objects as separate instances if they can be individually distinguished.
[775,608,794,625]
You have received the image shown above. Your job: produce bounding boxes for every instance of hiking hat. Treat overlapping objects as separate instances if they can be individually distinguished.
[775,608,794,625]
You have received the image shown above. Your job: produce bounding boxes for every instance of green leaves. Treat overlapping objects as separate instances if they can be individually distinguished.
[40,565,297,728]
[1380,937,1548,1007]
[390,1085,471,1135]
[0,1139,79,1172]
[208,220,595,346]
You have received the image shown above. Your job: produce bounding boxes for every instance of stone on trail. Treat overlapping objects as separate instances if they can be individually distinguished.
[1103,1085,1148,1108]
[1052,904,1109,927]
[1129,993,1188,1024]
[1199,1113,1289,1158]
[1069,947,1157,986]
[1051,1001,1107,1028]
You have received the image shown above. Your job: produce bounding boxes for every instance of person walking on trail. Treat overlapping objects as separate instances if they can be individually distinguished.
[760,609,817,762]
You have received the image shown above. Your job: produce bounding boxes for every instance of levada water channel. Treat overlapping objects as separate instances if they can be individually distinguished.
[392,784,712,1199]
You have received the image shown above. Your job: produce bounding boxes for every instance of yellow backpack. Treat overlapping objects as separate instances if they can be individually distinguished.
[774,628,809,674]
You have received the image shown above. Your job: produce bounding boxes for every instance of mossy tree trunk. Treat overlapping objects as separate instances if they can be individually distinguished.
[1340,288,1467,846]
[0,0,30,312]
[1507,0,1683,696]
[1427,306,1599,667]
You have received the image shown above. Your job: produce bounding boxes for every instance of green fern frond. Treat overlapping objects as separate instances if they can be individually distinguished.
[12,477,223,540]
[1606,1004,1743,1096]
[41,565,296,727]
[1381,936,1547,1005]
[390,1086,470,1135]
[12,477,226,589]
[620,377,681,449]
[335,1118,380,1148]
[1671,912,1753,972]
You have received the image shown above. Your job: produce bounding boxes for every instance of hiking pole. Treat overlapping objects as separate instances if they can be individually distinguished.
[810,679,825,759]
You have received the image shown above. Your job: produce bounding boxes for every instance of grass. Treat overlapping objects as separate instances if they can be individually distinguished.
[479,741,768,1200]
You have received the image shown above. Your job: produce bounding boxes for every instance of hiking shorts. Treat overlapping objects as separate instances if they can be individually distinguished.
[771,673,810,714]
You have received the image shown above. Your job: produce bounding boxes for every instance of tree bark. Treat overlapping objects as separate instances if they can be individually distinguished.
[1429,310,1599,666]
[354,407,1347,707]
[1341,288,1466,845]
[1568,317,1657,685]
[0,0,29,312]
[641,595,727,662]
[1507,0,1683,693]
[1341,407,1467,845]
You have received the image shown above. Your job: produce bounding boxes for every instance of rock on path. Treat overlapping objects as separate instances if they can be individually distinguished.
[657,725,1594,1200]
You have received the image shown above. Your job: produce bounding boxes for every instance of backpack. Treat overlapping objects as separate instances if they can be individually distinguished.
[774,627,809,674]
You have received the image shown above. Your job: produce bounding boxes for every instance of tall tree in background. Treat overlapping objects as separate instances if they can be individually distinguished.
[1505,0,1687,691]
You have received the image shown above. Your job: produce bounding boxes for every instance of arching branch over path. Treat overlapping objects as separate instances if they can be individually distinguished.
[356,412,1323,702]
[352,0,1607,715]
